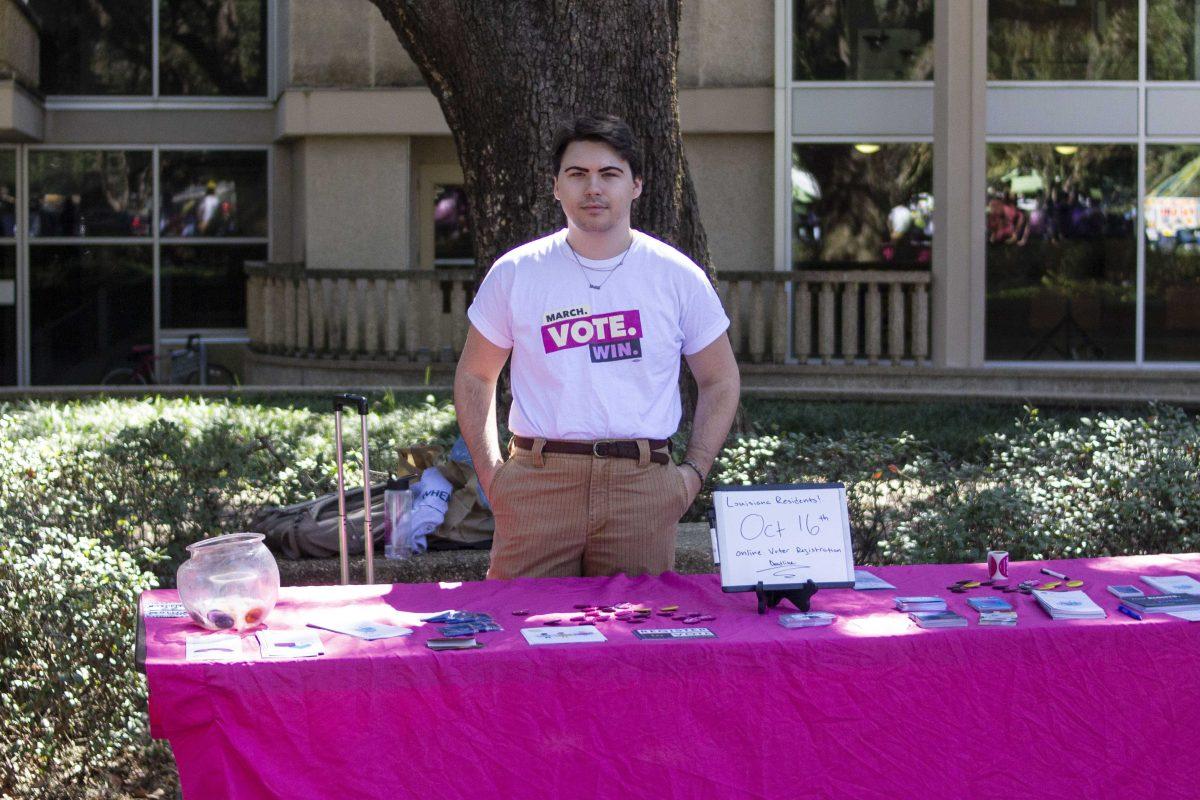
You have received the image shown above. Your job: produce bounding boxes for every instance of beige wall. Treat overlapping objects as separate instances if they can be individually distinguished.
[298,136,412,271]
[0,0,39,90]
[289,0,423,88]
[683,134,773,271]
[289,0,772,91]
[679,0,774,89]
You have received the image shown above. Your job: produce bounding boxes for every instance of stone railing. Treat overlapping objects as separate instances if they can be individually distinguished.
[245,263,476,361]
[245,263,930,365]
[721,269,931,365]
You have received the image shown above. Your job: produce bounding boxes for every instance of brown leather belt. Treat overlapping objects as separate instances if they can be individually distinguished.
[512,436,672,465]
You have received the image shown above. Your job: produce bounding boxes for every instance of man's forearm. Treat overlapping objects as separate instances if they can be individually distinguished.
[453,371,504,491]
[684,373,740,475]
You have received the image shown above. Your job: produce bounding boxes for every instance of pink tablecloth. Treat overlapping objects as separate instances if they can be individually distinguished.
[144,553,1200,800]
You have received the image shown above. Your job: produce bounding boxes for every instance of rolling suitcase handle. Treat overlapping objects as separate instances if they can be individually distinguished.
[334,393,375,585]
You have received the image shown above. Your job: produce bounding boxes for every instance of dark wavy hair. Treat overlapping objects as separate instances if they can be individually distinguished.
[551,114,643,180]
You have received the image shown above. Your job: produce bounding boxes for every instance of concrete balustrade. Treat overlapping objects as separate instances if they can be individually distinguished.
[245,263,477,362]
[245,263,930,366]
[721,270,931,366]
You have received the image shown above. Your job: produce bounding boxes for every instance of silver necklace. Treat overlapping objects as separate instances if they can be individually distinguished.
[565,238,633,291]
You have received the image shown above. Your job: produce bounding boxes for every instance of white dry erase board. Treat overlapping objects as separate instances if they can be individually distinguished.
[713,483,855,591]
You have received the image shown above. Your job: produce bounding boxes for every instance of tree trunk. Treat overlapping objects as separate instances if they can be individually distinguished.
[367,0,712,282]
[369,0,716,421]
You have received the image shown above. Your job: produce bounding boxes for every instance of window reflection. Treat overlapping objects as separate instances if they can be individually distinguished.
[161,245,265,328]
[434,186,474,264]
[0,151,14,238]
[159,0,268,96]
[793,0,933,81]
[986,144,1135,361]
[1145,145,1200,361]
[792,144,933,268]
[28,151,153,238]
[0,247,14,385]
[988,0,1137,80]
[30,0,152,95]
[30,246,153,384]
[1148,0,1200,80]
[159,151,268,238]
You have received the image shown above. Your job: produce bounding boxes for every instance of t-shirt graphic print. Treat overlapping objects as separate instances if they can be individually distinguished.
[541,305,643,363]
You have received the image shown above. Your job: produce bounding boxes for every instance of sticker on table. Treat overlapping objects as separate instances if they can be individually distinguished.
[521,625,606,645]
[633,627,717,640]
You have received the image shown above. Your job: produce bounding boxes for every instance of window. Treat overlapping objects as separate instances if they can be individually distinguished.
[30,246,153,385]
[161,244,265,328]
[159,0,268,96]
[792,0,933,81]
[159,150,268,238]
[28,150,153,238]
[433,185,474,267]
[25,147,268,383]
[31,0,268,98]
[31,0,152,95]
[0,149,14,385]
[1148,0,1200,81]
[985,144,1136,361]
[792,143,933,268]
[1145,145,1200,361]
[988,0,1138,81]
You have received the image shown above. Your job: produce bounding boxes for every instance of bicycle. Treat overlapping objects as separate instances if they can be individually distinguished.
[101,334,237,386]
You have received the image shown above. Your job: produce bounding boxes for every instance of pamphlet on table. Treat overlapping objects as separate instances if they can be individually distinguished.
[307,619,413,640]
[1032,590,1106,620]
[1140,575,1200,594]
[853,570,896,591]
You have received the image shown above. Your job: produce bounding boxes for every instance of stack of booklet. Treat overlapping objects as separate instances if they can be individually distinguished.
[894,596,947,612]
[967,596,1018,626]
[779,612,836,628]
[908,610,968,629]
[1032,590,1107,620]
[1140,575,1200,595]
[1119,593,1200,614]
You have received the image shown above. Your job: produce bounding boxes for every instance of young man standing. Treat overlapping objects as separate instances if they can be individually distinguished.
[455,114,740,579]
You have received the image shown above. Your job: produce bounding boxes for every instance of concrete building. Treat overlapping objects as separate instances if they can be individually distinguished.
[1,0,1198,402]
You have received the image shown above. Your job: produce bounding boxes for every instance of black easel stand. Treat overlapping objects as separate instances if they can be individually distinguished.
[755,579,819,615]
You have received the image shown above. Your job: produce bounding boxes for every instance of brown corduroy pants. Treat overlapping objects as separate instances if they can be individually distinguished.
[485,438,691,579]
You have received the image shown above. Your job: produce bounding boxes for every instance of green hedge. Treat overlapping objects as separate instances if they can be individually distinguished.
[1,396,1197,798]
[0,393,457,798]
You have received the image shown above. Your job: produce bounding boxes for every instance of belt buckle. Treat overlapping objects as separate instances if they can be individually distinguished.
[592,439,614,458]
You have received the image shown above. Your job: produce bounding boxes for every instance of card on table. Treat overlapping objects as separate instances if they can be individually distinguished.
[185,634,244,662]
[257,629,326,658]
[144,601,189,619]
[521,625,606,645]
[633,628,717,640]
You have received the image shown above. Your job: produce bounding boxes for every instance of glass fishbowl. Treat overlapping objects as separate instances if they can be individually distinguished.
[176,532,280,631]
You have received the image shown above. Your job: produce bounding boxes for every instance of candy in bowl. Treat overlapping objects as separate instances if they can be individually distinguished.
[176,532,280,631]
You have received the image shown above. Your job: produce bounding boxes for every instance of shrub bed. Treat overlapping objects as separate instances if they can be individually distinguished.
[0,396,1197,798]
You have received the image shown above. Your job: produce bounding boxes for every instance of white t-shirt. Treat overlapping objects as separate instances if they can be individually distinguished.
[467,228,729,440]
